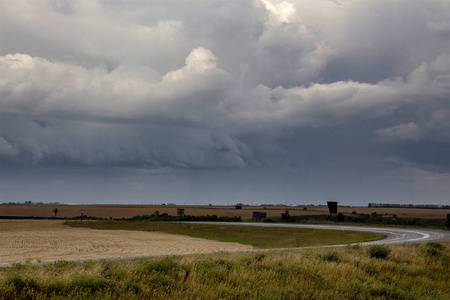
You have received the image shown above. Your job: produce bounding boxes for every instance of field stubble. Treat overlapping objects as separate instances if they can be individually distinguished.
[0,220,253,264]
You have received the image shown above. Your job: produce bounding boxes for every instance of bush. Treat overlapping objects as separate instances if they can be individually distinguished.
[70,276,111,292]
[318,252,340,263]
[7,275,40,294]
[141,257,178,274]
[423,242,445,258]
[426,242,445,251]
[124,281,140,294]
[368,245,391,259]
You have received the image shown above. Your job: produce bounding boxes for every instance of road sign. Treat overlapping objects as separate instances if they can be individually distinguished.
[177,209,185,218]
[327,201,338,214]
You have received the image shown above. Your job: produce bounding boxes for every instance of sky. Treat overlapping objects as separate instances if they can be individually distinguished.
[0,0,449,206]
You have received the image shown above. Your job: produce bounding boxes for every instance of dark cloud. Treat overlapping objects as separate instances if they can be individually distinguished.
[0,0,449,205]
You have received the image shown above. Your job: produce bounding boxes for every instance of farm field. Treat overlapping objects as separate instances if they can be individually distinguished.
[0,220,252,265]
[0,220,384,265]
[1,204,449,220]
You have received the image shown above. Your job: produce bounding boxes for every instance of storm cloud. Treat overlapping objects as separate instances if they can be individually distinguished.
[1,0,449,205]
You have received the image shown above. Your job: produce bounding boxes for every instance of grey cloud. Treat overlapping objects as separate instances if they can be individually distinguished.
[49,0,73,15]
[0,49,231,122]
[0,1,191,72]
[1,50,448,169]
[230,53,450,131]
[0,114,252,168]
[376,123,421,141]
[1,0,449,205]
[427,20,450,35]
[319,0,450,83]
[0,136,20,158]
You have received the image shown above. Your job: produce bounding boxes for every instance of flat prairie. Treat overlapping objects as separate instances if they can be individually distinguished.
[0,220,253,264]
[0,204,448,220]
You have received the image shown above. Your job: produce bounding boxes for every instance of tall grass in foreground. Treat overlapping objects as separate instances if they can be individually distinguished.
[1,242,448,299]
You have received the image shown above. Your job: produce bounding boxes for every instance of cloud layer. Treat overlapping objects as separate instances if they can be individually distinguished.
[1,0,449,204]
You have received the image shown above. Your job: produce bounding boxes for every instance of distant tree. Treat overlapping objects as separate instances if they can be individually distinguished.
[53,208,58,219]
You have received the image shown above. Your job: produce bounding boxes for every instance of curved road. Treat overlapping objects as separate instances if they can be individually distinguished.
[185,222,450,247]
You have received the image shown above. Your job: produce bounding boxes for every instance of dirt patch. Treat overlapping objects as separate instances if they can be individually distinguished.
[0,220,253,264]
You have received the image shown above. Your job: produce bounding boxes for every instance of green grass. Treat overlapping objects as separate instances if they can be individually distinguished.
[1,242,449,299]
[66,220,384,248]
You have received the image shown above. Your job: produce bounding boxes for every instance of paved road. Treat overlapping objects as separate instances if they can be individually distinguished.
[184,222,450,247]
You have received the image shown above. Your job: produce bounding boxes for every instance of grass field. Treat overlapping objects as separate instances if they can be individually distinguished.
[1,204,449,220]
[1,242,448,299]
[67,221,384,249]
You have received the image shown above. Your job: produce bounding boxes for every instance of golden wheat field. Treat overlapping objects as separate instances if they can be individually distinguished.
[0,204,448,219]
[0,220,253,264]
